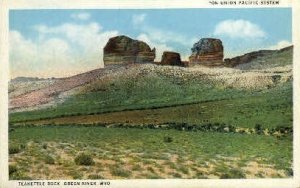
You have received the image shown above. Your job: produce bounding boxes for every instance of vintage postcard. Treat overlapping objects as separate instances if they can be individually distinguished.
[0,0,299,188]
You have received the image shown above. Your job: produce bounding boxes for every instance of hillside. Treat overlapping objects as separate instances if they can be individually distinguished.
[9,65,126,111]
[225,46,293,69]
[9,77,58,98]
[8,45,293,180]
[9,46,292,125]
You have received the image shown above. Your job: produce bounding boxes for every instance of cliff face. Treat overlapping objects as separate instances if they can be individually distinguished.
[103,35,155,65]
[189,38,224,66]
[160,51,185,67]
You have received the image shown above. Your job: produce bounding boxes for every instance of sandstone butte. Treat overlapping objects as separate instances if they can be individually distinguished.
[103,35,156,65]
[189,38,224,66]
[160,51,185,67]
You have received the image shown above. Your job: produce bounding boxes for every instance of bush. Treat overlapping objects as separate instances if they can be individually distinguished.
[172,172,182,178]
[74,153,95,166]
[9,144,21,154]
[44,155,55,164]
[111,167,132,178]
[10,171,32,180]
[20,144,26,150]
[255,124,263,135]
[220,169,246,179]
[163,136,173,143]
[68,170,83,179]
[286,168,293,176]
[9,165,18,175]
[42,143,48,149]
[88,174,105,179]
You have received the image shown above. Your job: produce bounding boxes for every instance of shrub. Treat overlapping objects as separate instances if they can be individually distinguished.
[10,171,32,180]
[147,174,161,179]
[163,136,173,143]
[44,155,55,164]
[9,144,21,154]
[178,166,189,174]
[20,144,26,150]
[220,169,246,179]
[147,166,155,173]
[111,166,132,178]
[42,143,48,149]
[132,164,142,171]
[9,165,18,175]
[74,153,95,166]
[255,124,263,135]
[88,174,105,179]
[172,172,182,178]
[286,168,293,176]
[68,170,83,179]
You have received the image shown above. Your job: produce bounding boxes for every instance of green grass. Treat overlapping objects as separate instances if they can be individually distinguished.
[44,155,55,165]
[8,66,293,179]
[74,153,95,166]
[9,126,292,175]
[10,81,292,130]
[219,168,246,179]
[9,144,22,154]
[10,73,292,126]
[87,174,105,179]
[110,165,132,178]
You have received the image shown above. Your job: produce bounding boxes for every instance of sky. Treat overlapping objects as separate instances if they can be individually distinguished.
[9,8,292,78]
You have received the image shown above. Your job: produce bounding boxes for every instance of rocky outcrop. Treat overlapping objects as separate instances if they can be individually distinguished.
[224,45,293,67]
[103,35,155,65]
[160,51,185,67]
[189,38,224,66]
[224,50,274,67]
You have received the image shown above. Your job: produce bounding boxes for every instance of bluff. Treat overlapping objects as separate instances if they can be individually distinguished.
[103,35,155,65]
[160,51,185,67]
[189,38,224,66]
[224,46,293,68]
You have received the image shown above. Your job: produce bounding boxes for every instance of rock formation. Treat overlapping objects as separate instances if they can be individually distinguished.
[160,51,185,67]
[224,46,293,67]
[103,35,155,65]
[189,38,224,66]
[224,50,273,67]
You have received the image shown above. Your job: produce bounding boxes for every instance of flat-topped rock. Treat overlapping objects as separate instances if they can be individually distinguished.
[103,35,155,65]
[160,51,185,67]
[189,38,224,66]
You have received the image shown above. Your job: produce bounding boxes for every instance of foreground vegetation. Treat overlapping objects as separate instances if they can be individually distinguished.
[9,56,293,180]
[9,126,292,180]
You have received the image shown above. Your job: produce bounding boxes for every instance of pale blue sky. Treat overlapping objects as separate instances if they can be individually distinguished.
[9,8,292,78]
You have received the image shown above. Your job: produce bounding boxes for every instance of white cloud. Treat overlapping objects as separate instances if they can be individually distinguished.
[132,14,196,60]
[10,31,74,78]
[71,13,91,21]
[214,19,266,39]
[132,14,146,25]
[144,26,196,47]
[267,40,292,50]
[10,22,118,78]
[34,22,118,55]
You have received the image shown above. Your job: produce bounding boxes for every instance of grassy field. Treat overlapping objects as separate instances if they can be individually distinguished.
[9,61,293,180]
[10,73,242,122]
[9,126,292,180]
[10,75,292,130]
